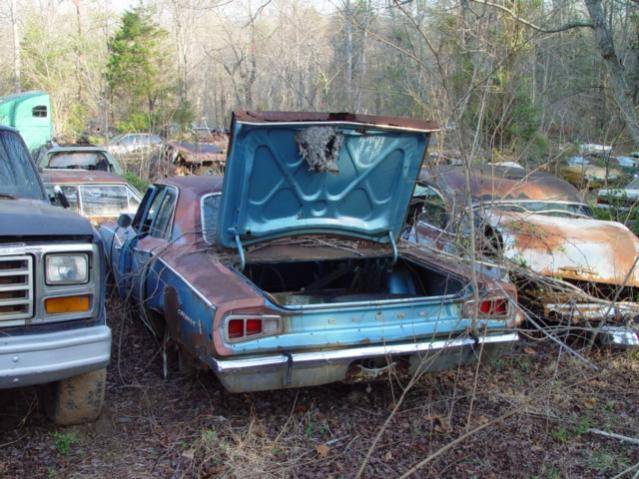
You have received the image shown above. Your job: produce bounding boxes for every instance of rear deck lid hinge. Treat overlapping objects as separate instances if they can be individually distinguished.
[388,231,398,265]
[235,234,246,271]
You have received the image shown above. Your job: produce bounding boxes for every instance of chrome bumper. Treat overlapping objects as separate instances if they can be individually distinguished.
[598,326,639,348]
[209,333,518,393]
[544,302,639,321]
[0,325,111,388]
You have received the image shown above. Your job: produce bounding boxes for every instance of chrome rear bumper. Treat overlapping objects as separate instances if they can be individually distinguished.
[209,333,518,393]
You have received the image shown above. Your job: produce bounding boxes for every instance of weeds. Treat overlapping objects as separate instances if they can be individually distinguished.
[51,431,79,456]
[589,449,628,473]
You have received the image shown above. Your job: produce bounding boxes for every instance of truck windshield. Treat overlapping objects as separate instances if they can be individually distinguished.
[0,130,44,200]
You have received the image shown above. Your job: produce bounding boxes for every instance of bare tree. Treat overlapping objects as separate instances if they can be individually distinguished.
[584,0,639,146]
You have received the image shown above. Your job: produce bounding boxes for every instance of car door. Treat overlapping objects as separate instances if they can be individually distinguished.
[129,186,178,304]
[110,185,162,299]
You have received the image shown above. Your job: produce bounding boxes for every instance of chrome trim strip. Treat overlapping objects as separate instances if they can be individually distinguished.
[281,290,466,311]
[210,333,518,373]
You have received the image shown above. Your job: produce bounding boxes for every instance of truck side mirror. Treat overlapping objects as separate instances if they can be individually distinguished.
[117,213,132,228]
[53,185,70,208]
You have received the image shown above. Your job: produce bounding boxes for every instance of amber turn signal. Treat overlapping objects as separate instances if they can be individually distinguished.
[45,295,91,314]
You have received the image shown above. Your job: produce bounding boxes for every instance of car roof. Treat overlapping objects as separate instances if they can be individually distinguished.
[419,165,584,204]
[158,175,223,195]
[47,145,110,154]
[41,169,129,185]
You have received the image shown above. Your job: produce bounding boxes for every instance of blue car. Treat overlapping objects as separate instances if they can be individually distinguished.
[98,111,520,393]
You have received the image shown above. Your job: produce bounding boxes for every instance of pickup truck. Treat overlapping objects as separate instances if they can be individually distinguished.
[0,125,110,425]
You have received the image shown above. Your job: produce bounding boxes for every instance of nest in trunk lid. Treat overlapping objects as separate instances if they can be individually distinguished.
[296,126,343,173]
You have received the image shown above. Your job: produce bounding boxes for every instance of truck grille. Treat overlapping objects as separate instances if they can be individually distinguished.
[0,255,34,322]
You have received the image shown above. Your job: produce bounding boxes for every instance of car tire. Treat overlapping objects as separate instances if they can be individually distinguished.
[44,368,107,426]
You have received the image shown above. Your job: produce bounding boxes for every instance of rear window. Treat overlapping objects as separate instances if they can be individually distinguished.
[201,194,221,245]
[0,130,43,200]
[47,151,110,171]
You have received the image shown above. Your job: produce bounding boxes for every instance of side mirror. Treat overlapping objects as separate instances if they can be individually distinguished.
[53,185,70,208]
[117,213,133,228]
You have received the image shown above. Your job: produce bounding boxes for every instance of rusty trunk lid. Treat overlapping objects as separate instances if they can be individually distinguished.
[217,111,438,249]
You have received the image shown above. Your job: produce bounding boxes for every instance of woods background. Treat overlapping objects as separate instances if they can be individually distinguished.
[0,0,636,163]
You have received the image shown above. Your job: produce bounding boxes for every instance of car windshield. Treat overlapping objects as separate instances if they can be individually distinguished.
[627,178,639,189]
[81,185,136,217]
[0,130,44,200]
[482,201,592,218]
[47,151,110,171]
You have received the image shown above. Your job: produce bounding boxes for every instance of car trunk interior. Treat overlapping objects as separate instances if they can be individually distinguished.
[243,256,466,306]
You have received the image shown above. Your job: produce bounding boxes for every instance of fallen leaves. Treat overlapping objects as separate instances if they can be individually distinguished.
[315,444,330,458]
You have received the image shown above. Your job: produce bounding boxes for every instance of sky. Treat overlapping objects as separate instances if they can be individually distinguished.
[111,0,135,11]
[109,0,337,14]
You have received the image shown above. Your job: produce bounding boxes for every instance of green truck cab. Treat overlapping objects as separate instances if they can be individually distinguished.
[0,91,53,152]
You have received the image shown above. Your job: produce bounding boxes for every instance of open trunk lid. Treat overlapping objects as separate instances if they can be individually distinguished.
[217,111,438,249]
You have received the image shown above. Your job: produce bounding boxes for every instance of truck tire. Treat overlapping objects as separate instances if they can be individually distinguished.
[44,368,107,426]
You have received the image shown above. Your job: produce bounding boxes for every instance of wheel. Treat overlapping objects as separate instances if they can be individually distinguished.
[44,368,107,426]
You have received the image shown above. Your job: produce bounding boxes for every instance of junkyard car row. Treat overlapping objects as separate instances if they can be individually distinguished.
[413,165,639,346]
[1,111,638,425]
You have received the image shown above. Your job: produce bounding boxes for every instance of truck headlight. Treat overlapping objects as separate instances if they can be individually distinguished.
[45,254,89,285]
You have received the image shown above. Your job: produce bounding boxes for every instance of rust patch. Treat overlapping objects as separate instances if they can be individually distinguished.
[163,286,180,339]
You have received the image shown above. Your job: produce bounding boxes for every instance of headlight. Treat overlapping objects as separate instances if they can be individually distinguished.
[45,254,89,285]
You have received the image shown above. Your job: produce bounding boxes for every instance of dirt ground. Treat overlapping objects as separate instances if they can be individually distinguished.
[1,296,638,479]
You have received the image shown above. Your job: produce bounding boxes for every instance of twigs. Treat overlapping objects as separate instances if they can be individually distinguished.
[397,407,520,479]
[587,428,639,446]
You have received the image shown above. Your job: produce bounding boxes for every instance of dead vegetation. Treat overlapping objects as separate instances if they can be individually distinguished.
[1,294,638,478]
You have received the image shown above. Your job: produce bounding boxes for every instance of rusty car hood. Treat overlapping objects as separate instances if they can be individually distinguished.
[486,209,639,287]
[217,111,438,248]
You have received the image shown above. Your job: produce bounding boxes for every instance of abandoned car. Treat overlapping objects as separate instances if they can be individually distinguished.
[597,176,639,213]
[164,140,225,176]
[412,164,639,346]
[42,169,141,225]
[36,144,123,175]
[98,112,521,393]
[107,132,163,157]
[0,125,110,425]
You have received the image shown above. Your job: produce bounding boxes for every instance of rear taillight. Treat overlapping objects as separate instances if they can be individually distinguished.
[225,314,282,342]
[479,299,508,315]
[465,298,510,317]
[228,319,246,338]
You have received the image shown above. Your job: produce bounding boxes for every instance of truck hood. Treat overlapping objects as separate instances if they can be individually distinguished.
[487,209,639,287]
[0,199,94,237]
[217,111,437,248]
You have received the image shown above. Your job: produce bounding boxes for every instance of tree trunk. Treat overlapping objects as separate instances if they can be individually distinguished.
[72,0,83,103]
[584,0,639,146]
[10,0,20,93]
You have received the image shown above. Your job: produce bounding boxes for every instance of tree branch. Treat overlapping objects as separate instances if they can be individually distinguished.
[469,0,593,34]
